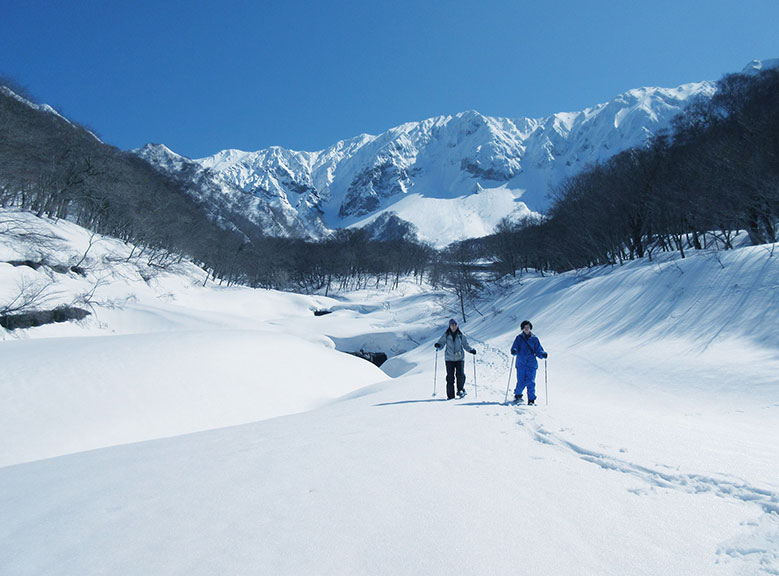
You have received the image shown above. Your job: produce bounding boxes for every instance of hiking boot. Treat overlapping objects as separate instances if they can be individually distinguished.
[528,400,535,406]
[514,394,523,403]
[457,389,467,398]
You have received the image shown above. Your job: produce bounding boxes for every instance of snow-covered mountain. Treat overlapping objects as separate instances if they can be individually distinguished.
[133,143,328,239]
[138,80,716,246]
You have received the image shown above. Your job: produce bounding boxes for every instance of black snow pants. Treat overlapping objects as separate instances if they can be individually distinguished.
[445,360,466,399]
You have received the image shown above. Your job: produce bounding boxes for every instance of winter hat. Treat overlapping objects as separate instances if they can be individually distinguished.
[449,318,458,326]
[520,320,533,330]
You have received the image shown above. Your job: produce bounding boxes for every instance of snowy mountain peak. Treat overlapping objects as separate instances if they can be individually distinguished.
[134,143,189,171]
[139,76,719,246]
[742,58,779,75]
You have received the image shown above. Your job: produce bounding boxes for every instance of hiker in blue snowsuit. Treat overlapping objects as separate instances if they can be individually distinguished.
[435,318,476,399]
[511,320,547,405]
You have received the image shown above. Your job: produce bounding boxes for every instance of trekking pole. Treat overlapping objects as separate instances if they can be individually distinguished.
[432,348,439,397]
[545,358,548,406]
[472,353,478,398]
[504,359,514,404]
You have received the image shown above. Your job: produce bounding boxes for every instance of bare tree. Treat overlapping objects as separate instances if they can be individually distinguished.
[0,277,57,316]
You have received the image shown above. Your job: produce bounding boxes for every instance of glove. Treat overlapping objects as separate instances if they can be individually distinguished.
[470,349,476,355]
[510,349,516,355]
[542,352,548,358]
[434,343,441,349]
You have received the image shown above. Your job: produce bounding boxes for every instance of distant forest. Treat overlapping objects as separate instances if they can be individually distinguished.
[1,67,777,296]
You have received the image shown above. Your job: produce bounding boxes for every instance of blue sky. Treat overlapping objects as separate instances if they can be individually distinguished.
[2,0,778,159]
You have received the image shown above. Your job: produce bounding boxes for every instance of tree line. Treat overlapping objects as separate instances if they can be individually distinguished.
[207,228,435,293]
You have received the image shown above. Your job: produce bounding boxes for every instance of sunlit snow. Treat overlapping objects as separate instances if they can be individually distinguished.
[1,209,778,575]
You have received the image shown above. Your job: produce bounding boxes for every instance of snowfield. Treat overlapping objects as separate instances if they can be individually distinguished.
[1,209,778,575]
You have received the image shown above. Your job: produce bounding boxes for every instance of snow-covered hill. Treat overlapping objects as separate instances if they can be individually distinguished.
[139,80,715,246]
[1,209,778,574]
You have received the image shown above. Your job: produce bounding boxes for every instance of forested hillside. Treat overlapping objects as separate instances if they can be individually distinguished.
[484,67,779,275]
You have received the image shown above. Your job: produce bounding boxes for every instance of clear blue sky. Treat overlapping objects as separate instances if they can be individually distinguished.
[2,0,778,159]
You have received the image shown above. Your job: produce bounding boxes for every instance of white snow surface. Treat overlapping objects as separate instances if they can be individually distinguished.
[349,186,536,247]
[1,209,778,575]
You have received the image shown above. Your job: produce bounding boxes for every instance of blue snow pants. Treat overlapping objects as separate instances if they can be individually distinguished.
[515,364,537,402]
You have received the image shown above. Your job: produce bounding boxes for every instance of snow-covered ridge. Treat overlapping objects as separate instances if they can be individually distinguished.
[140,77,719,246]
[742,58,779,74]
[0,86,66,120]
[0,86,104,144]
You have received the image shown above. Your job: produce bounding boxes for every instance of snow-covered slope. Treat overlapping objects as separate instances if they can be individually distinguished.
[0,209,387,465]
[1,210,778,575]
[139,80,716,246]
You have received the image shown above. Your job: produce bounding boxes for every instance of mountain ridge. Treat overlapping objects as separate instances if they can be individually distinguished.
[5,61,775,247]
[138,79,717,246]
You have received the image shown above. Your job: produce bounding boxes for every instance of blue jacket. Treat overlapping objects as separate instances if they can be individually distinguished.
[511,332,546,369]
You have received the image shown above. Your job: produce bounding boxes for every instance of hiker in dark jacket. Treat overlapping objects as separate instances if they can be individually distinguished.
[435,318,476,399]
[510,320,547,405]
